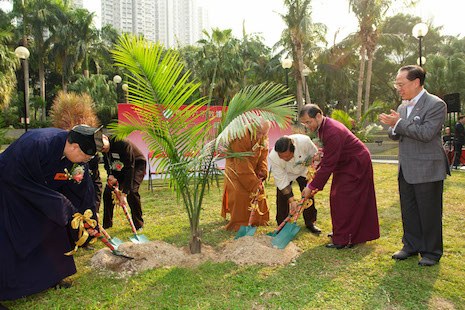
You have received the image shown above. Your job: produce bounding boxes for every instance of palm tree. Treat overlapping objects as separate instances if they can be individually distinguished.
[349,0,391,119]
[49,5,95,91]
[279,0,326,115]
[0,29,19,110]
[109,35,294,254]
[196,28,243,105]
[21,0,63,121]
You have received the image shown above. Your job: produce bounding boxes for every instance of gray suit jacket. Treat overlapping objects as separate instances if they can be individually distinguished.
[388,90,450,184]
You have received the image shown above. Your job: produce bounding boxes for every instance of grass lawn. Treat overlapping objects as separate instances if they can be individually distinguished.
[3,163,465,309]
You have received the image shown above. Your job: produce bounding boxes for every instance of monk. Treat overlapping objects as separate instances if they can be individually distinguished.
[221,119,271,231]
[300,104,380,249]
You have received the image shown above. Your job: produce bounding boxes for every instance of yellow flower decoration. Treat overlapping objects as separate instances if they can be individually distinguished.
[65,209,97,256]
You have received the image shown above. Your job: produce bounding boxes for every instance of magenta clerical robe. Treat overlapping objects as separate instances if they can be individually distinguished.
[309,117,380,246]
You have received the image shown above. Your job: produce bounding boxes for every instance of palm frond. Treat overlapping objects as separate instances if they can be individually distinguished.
[216,82,295,146]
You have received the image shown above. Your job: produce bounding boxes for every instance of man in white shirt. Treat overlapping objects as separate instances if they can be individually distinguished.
[268,134,321,234]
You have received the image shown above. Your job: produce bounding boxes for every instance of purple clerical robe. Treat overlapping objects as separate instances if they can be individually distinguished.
[309,117,379,245]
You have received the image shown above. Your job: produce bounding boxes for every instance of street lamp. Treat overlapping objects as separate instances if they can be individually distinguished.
[15,46,30,132]
[281,58,292,92]
[113,74,122,84]
[121,83,128,103]
[412,22,428,67]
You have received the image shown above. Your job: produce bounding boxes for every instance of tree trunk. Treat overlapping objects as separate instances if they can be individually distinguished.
[363,51,374,115]
[291,31,305,117]
[39,60,46,122]
[356,46,366,120]
[189,231,202,254]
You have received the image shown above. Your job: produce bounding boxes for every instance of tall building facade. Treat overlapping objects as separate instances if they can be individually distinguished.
[70,0,84,8]
[101,0,208,47]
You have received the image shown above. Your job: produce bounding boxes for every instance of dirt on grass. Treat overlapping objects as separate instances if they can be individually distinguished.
[90,235,302,277]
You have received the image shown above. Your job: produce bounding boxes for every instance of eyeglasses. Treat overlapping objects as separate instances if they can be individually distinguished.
[393,79,414,89]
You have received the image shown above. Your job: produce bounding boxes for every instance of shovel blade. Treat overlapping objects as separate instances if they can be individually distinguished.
[271,223,301,249]
[111,250,134,260]
[234,225,257,239]
[129,233,150,244]
[109,237,123,249]
[266,230,278,237]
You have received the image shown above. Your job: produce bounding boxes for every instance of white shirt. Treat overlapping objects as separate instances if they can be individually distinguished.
[268,134,318,190]
[393,89,426,134]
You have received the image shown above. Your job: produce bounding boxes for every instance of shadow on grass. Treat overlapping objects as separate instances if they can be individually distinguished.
[362,257,440,309]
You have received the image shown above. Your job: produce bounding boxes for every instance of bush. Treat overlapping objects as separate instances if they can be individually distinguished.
[49,91,100,129]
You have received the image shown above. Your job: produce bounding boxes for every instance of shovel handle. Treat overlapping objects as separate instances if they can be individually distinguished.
[99,226,112,240]
[274,198,305,233]
[84,223,115,251]
[247,208,256,227]
[291,200,306,223]
[120,203,138,234]
[113,186,138,234]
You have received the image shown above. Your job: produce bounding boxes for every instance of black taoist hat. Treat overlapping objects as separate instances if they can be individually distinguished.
[68,125,104,155]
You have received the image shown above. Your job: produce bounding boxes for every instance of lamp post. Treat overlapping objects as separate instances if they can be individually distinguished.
[281,58,292,92]
[15,46,30,132]
[121,83,128,103]
[302,65,311,104]
[412,22,428,67]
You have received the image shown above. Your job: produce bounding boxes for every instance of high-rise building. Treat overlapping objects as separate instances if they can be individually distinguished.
[70,0,84,8]
[101,0,208,47]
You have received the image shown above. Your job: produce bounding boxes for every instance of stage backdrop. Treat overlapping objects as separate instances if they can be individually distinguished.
[117,104,294,178]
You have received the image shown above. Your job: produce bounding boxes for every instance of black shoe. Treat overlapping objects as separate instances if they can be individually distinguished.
[0,303,10,310]
[327,232,333,238]
[392,250,417,260]
[52,280,72,289]
[325,243,349,249]
[306,224,321,234]
[418,257,438,266]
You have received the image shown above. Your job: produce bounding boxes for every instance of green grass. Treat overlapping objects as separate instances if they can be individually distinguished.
[4,164,465,309]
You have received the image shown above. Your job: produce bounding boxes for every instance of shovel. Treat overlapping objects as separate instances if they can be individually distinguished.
[235,183,267,239]
[99,226,123,249]
[271,198,308,249]
[234,208,257,239]
[113,186,150,244]
[84,222,133,259]
[267,208,296,237]
[267,198,306,237]
[96,213,123,249]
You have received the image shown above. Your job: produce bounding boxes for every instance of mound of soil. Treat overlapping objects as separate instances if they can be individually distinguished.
[91,235,302,277]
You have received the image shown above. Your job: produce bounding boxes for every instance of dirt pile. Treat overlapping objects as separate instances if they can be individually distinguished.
[91,235,302,277]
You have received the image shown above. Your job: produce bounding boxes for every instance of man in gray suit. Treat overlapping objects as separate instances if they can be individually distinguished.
[379,65,449,267]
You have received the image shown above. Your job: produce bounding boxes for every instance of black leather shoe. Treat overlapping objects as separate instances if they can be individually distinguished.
[306,224,321,234]
[325,243,348,249]
[52,280,72,289]
[0,303,10,310]
[418,257,438,266]
[392,250,417,260]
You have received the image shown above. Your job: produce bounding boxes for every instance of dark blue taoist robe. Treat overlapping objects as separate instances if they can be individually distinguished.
[0,128,96,300]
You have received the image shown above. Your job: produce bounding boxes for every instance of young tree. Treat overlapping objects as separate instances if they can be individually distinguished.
[110,35,294,254]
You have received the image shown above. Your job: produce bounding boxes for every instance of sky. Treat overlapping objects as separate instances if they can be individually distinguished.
[196,0,464,47]
[2,0,462,47]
